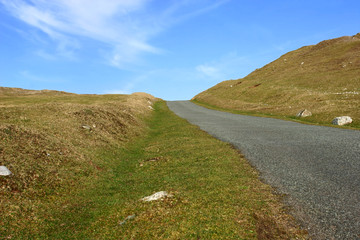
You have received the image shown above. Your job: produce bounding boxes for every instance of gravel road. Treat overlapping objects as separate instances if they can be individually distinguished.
[167,101,360,240]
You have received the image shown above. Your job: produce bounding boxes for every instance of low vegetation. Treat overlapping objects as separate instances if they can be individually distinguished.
[0,88,156,238]
[193,33,360,128]
[0,88,307,239]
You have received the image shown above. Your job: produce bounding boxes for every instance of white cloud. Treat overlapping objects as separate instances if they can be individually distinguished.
[20,70,65,83]
[1,0,229,68]
[164,0,230,25]
[35,50,57,60]
[104,51,249,98]
[196,65,220,78]
[103,69,157,94]
[195,52,249,81]
[103,52,248,99]
[1,0,152,65]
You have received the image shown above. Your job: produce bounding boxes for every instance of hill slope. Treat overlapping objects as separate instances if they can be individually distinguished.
[0,87,157,236]
[193,33,360,127]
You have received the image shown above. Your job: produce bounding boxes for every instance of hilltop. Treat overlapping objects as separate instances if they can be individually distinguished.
[193,33,360,127]
[0,87,74,96]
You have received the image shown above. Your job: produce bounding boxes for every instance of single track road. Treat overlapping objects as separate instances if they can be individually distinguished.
[167,101,360,240]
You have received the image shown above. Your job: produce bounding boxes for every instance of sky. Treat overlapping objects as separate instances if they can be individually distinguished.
[1,0,360,100]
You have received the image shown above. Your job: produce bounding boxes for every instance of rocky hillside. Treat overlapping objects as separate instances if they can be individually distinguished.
[193,33,360,127]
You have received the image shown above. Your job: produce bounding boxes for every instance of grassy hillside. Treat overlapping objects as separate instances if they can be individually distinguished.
[193,33,360,127]
[0,87,307,239]
[0,87,157,237]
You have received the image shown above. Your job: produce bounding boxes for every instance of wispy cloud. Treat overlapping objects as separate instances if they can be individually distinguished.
[196,52,249,80]
[20,70,65,83]
[196,65,221,79]
[1,0,228,68]
[104,69,159,94]
[104,51,248,99]
[34,50,57,60]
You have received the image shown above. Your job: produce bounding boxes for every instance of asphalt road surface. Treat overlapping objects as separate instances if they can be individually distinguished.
[167,101,360,240]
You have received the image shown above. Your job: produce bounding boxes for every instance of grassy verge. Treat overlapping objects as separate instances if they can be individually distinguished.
[191,99,360,130]
[1,95,308,239]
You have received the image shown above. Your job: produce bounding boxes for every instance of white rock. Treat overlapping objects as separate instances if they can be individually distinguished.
[332,116,353,126]
[119,214,135,225]
[141,191,171,202]
[296,109,312,117]
[0,166,12,176]
[148,106,154,110]
[82,125,91,130]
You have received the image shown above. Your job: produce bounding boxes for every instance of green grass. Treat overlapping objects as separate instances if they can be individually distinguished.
[1,92,307,239]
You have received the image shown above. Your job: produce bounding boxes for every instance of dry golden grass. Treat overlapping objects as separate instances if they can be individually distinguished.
[0,87,157,237]
[193,33,360,127]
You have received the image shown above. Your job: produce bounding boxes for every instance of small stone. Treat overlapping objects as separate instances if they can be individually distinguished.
[146,157,161,162]
[82,125,91,130]
[332,116,352,126]
[119,215,136,225]
[0,166,12,176]
[148,106,154,110]
[141,191,171,202]
[296,109,312,117]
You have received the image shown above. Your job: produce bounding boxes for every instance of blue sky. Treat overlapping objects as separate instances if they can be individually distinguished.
[1,0,360,100]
